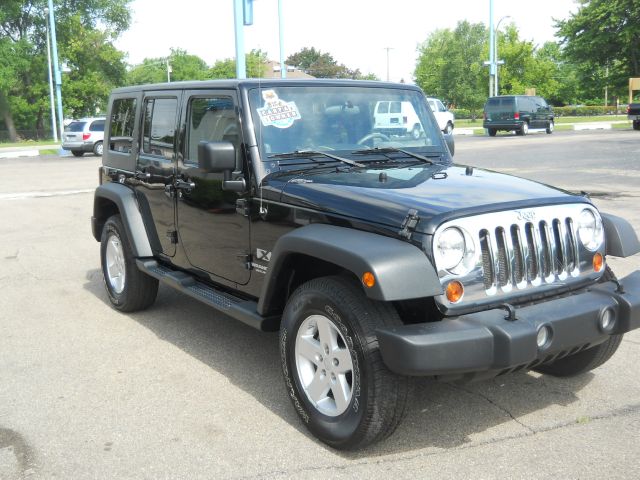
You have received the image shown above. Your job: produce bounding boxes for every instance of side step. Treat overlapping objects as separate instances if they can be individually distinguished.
[136,259,280,332]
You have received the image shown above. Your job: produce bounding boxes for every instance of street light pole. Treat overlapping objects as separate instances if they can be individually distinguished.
[47,0,64,140]
[44,8,57,142]
[494,15,511,97]
[384,47,394,82]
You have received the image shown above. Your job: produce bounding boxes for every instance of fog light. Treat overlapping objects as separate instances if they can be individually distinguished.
[537,325,552,349]
[445,280,464,303]
[599,308,616,332]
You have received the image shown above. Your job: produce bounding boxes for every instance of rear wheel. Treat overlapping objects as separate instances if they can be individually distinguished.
[72,150,84,157]
[488,128,497,137]
[633,120,640,131]
[546,120,554,134]
[411,124,422,139]
[518,122,529,136]
[534,335,623,377]
[100,215,158,312]
[280,276,409,450]
[93,141,104,156]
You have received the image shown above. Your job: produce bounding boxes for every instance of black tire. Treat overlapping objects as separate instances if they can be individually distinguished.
[100,215,158,312]
[280,276,409,450]
[517,121,529,136]
[534,334,623,377]
[633,120,640,131]
[546,120,554,134]
[93,141,104,156]
[444,122,453,135]
[411,124,421,139]
[488,128,497,137]
[72,150,84,157]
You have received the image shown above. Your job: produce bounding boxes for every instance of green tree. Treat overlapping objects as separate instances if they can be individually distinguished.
[415,21,488,114]
[0,0,131,140]
[286,47,379,79]
[556,0,640,102]
[128,48,209,85]
[209,49,269,78]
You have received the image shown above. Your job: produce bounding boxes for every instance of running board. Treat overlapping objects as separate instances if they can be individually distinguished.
[136,259,280,332]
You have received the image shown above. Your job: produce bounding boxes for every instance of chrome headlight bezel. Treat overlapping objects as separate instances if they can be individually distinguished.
[433,226,477,275]
[578,208,604,252]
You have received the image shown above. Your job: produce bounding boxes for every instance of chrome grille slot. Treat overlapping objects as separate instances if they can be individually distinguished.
[511,225,525,284]
[525,223,538,281]
[480,229,493,290]
[495,227,509,288]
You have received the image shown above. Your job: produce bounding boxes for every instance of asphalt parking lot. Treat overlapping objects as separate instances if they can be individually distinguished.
[1,129,639,479]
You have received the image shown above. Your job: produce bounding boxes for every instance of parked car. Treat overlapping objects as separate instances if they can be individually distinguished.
[426,97,455,134]
[483,95,554,136]
[91,79,640,450]
[62,117,106,156]
[373,100,424,139]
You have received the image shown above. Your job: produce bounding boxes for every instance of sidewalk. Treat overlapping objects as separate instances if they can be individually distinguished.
[0,144,63,159]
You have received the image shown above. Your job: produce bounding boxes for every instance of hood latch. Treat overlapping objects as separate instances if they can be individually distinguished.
[398,209,420,239]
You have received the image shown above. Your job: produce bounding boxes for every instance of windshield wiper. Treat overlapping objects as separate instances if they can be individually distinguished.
[351,147,439,164]
[268,150,364,168]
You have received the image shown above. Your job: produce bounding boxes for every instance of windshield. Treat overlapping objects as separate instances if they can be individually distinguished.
[248,86,444,160]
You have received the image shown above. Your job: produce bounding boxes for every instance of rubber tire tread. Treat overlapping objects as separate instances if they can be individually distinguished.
[534,334,623,377]
[101,215,158,312]
[72,150,84,157]
[284,276,410,450]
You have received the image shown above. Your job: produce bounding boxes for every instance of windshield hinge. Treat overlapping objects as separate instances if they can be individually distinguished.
[398,209,420,239]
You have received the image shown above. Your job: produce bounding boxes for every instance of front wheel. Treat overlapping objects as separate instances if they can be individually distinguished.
[444,122,453,135]
[633,120,640,131]
[534,334,623,377]
[280,276,409,450]
[546,120,554,134]
[518,122,529,136]
[100,215,158,312]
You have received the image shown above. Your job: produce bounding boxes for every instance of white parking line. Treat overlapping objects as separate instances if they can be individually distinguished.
[0,189,94,200]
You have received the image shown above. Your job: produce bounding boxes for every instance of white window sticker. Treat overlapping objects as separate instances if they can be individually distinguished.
[257,90,301,129]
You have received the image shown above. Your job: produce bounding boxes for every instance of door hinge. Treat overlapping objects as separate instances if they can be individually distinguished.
[398,209,420,239]
[166,230,178,244]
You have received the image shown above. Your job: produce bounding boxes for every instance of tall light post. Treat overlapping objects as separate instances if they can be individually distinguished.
[384,47,394,82]
[494,15,511,97]
[47,0,64,141]
[44,7,57,142]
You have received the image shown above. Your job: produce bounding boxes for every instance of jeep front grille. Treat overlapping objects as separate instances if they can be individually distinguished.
[430,204,605,312]
[479,217,580,292]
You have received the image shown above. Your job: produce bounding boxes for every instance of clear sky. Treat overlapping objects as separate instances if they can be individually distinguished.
[114,0,579,83]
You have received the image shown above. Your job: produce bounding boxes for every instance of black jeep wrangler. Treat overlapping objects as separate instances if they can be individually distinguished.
[92,80,640,450]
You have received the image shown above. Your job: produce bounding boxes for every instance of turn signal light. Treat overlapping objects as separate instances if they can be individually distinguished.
[446,280,464,303]
[362,272,376,288]
[593,252,604,272]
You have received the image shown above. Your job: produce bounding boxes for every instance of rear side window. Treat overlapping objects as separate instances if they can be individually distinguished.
[90,120,105,132]
[390,102,401,113]
[142,98,178,159]
[66,122,87,132]
[109,98,137,153]
[376,102,389,114]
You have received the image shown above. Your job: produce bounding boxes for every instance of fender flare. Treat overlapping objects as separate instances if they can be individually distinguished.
[257,224,442,316]
[92,183,153,257]
[602,212,640,258]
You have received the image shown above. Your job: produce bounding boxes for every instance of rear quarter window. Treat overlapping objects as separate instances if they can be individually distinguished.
[109,98,137,153]
[90,120,105,132]
[66,122,87,132]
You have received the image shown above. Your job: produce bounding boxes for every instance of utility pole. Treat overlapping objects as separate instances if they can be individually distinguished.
[233,0,246,78]
[47,0,64,140]
[44,7,57,142]
[166,58,172,82]
[278,0,286,78]
[384,47,394,82]
[488,0,495,98]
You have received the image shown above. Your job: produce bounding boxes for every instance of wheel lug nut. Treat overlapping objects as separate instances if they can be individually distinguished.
[332,358,339,367]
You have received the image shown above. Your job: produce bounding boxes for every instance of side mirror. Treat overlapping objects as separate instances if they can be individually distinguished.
[443,133,455,157]
[197,140,246,192]
[198,141,236,172]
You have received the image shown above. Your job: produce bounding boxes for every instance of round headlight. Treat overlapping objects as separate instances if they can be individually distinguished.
[578,208,604,251]
[435,227,466,271]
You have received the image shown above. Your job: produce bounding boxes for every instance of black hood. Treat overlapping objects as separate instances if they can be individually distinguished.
[267,163,585,234]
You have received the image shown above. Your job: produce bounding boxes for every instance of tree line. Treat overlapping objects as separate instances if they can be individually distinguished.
[1,0,638,141]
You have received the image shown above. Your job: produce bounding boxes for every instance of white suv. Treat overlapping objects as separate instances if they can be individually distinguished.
[373,101,424,139]
[426,97,455,134]
[62,117,106,156]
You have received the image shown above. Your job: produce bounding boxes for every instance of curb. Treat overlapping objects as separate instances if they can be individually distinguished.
[0,149,39,159]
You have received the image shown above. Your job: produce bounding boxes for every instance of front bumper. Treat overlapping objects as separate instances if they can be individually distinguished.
[377,271,640,377]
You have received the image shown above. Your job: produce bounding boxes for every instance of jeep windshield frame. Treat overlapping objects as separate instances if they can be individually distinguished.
[247,85,446,171]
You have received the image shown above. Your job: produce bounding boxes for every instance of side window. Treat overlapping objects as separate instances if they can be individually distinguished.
[428,100,436,112]
[376,102,389,114]
[142,98,178,160]
[390,101,401,114]
[109,98,136,153]
[90,120,105,132]
[185,96,239,165]
[436,100,446,112]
